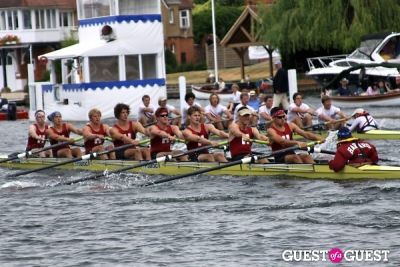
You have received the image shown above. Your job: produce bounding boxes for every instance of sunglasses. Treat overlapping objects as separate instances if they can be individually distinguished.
[159,114,168,118]
[276,115,286,119]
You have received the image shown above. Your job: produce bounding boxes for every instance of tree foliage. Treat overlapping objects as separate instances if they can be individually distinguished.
[193,1,243,43]
[257,0,400,67]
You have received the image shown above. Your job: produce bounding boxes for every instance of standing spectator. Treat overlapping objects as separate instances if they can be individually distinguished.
[272,60,289,110]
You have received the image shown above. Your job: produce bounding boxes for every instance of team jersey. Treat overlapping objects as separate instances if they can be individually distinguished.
[270,123,293,151]
[229,126,254,158]
[150,124,174,154]
[84,123,106,154]
[186,123,209,153]
[329,140,378,172]
[26,124,48,151]
[112,121,137,148]
[49,123,70,156]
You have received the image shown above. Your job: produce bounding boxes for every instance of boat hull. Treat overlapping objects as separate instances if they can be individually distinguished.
[1,158,400,180]
[191,85,232,101]
[330,91,400,107]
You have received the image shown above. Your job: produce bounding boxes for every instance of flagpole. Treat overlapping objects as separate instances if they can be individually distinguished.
[211,0,218,83]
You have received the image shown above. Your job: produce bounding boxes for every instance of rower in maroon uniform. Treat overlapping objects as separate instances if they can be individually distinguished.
[329,126,378,172]
[26,110,51,157]
[267,107,324,163]
[110,103,150,160]
[148,107,188,161]
[47,111,83,158]
[183,106,228,162]
[228,106,269,162]
[82,108,115,160]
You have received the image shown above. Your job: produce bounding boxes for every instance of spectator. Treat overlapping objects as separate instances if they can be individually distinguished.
[337,78,351,96]
[272,60,289,110]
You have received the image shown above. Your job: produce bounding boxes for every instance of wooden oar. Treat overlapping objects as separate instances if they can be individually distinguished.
[144,141,319,186]
[10,140,149,177]
[56,140,229,186]
[0,137,83,164]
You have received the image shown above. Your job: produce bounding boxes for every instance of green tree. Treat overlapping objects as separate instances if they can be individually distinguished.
[193,2,243,43]
[257,0,400,69]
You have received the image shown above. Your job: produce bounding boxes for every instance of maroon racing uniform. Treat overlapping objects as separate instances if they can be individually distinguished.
[84,123,106,154]
[186,123,209,153]
[270,123,293,151]
[150,125,174,155]
[49,123,70,156]
[329,139,378,172]
[112,121,137,148]
[229,126,254,158]
[26,124,48,151]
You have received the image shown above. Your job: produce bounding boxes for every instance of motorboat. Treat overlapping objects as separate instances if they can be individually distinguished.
[307,32,400,89]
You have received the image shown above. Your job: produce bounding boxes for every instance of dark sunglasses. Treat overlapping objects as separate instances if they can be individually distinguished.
[159,114,168,118]
[276,115,286,119]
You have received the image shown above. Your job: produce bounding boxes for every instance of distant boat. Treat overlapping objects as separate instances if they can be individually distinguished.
[307,32,400,88]
[329,90,400,107]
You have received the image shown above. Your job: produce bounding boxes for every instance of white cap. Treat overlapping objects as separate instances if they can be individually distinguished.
[351,108,364,117]
[249,90,256,95]
[340,78,349,83]
[238,108,252,116]
[158,96,167,102]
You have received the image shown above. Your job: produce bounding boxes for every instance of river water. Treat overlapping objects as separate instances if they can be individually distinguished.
[1,96,400,266]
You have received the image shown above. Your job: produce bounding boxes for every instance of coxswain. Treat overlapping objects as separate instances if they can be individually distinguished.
[47,111,83,158]
[26,110,51,157]
[228,106,269,163]
[183,106,228,162]
[110,103,150,161]
[267,107,324,163]
[148,107,188,161]
[348,108,379,133]
[82,108,115,160]
[329,127,379,172]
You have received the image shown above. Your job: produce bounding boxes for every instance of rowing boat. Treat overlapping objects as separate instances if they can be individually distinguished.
[294,129,400,140]
[1,157,399,180]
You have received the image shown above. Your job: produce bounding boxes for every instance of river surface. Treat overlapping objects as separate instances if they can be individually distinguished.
[1,96,400,266]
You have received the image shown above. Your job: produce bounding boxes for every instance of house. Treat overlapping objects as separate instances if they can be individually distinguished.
[0,0,77,92]
[161,0,195,64]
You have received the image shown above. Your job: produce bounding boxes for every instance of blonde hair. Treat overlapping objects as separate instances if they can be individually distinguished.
[88,108,102,119]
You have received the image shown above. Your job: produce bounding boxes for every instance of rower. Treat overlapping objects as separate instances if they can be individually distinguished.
[183,106,228,162]
[138,95,156,126]
[82,108,115,160]
[110,103,150,161]
[257,95,273,131]
[287,93,315,128]
[348,108,379,133]
[233,91,258,125]
[267,107,324,164]
[148,107,188,161]
[182,92,204,127]
[204,93,232,130]
[47,111,83,158]
[26,110,51,157]
[228,106,269,163]
[315,95,348,130]
[157,96,181,127]
[329,127,378,172]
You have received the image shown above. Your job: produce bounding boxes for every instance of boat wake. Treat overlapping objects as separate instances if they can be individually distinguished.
[1,180,39,190]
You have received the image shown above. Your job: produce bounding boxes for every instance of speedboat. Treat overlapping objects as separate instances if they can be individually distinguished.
[307,32,400,88]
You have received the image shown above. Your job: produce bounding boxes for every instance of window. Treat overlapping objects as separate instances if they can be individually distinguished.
[125,55,140,80]
[179,10,189,29]
[78,0,111,19]
[89,56,119,82]
[35,10,45,29]
[7,10,18,30]
[22,10,32,29]
[46,10,57,28]
[60,11,75,27]
[169,8,174,24]
[119,0,158,15]
[181,52,186,64]
[0,11,6,30]
[142,54,157,79]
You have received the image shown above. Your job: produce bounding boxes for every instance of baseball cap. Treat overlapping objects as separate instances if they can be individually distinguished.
[158,96,167,102]
[249,90,256,96]
[351,108,364,117]
[238,107,252,116]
